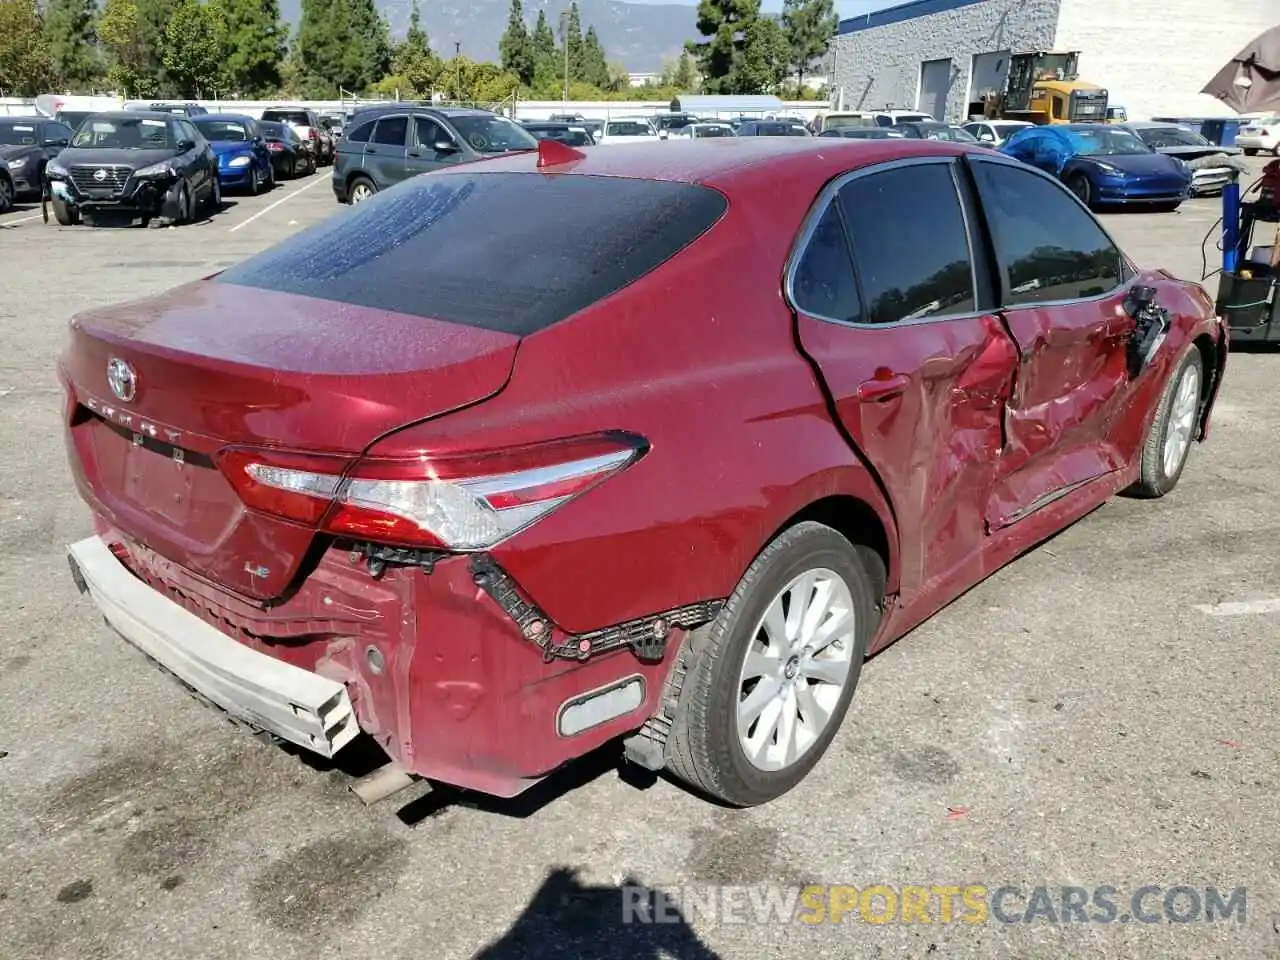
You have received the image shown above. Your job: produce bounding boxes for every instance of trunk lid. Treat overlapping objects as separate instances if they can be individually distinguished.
[61,281,518,600]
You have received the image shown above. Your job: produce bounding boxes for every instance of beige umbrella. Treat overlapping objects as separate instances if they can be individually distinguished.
[1202,25,1280,113]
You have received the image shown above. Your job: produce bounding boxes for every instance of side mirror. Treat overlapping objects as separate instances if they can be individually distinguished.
[178,138,196,152]
[433,139,458,154]
[979,132,995,142]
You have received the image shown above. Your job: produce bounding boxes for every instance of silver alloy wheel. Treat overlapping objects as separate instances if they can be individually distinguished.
[350,182,373,203]
[1162,362,1201,478]
[736,568,856,772]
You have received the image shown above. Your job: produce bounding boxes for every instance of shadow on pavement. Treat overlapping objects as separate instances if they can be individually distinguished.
[471,866,723,960]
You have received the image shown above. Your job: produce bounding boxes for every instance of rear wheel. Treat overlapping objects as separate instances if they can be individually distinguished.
[1067,173,1092,208]
[1243,148,1258,156]
[1129,346,1204,498]
[52,196,79,225]
[665,522,882,807]
[348,176,376,204]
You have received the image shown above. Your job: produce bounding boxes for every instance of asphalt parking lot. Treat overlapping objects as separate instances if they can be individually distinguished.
[1,163,1277,960]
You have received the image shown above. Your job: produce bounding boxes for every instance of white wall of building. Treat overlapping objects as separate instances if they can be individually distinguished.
[828,0,1062,122]
[1054,0,1276,119]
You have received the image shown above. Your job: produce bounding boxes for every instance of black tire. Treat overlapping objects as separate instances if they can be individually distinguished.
[1151,200,1182,213]
[1067,173,1092,209]
[665,521,883,807]
[52,196,78,226]
[264,162,275,191]
[348,175,376,204]
[0,173,13,213]
[1273,144,1280,158]
[173,182,192,225]
[205,175,222,213]
[1243,148,1258,157]
[249,165,261,195]
[1128,346,1204,498]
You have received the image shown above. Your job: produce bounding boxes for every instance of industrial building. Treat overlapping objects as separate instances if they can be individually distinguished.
[827,0,1276,123]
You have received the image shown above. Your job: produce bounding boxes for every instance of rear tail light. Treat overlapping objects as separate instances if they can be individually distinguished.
[308,128,317,140]
[217,434,647,551]
[267,142,284,151]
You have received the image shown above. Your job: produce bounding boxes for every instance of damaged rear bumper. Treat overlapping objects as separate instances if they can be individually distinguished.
[67,528,694,799]
[67,535,359,757]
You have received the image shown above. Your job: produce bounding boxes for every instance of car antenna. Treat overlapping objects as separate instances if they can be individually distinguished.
[536,137,586,168]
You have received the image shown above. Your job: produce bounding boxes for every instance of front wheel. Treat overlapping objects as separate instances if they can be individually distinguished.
[1243,148,1259,156]
[0,173,14,213]
[1129,346,1204,498]
[206,175,222,213]
[249,165,261,195]
[51,196,79,225]
[1067,173,1093,209]
[665,522,882,807]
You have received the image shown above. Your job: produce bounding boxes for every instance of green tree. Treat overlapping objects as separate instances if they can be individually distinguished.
[660,50,699,92]
[134,0,173,92]
[563,2,583,81]
[529,8,557,86]
[162,0,228,96]
[391,0,438,95]
[43,0,102,92]
[98,0,155,96]
[498,0,533,86]
[580,25,608,88]
[0,0,51,95]
[686,0,760,93]
[735,14,787,93]
[210,0,287,96]
[780,0,835,87]
[295,0,388,97]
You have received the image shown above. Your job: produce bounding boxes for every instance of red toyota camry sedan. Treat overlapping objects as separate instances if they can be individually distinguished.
[59,137,1227,808]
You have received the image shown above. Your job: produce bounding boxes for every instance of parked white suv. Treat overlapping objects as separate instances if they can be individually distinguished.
[1236,117,1280,156]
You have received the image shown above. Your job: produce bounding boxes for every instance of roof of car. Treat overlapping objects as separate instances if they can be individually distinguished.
[0,115,44,123]
[1120,120,1184,129]
[86,111,178,122]
[194,113,256,123]
[351,104,496,119]
[443,136,973,192]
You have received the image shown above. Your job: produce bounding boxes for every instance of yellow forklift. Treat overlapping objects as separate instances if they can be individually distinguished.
[978,51,1110,125]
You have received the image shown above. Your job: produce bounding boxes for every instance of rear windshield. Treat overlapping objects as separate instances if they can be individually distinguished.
[216,173,727,336]
[606,121,652,137]
[194,119,251,141]
[262,110,310,125]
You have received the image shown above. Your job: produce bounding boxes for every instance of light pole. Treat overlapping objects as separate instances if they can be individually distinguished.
[455,42,462,102]
[560,10,570,106]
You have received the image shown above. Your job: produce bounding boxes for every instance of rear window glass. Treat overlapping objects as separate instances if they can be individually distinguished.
[216,173,727,336]
[262,110,310,125]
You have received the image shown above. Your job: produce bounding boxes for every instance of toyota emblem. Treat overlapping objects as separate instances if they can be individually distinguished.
[93,168,108,182]
[106,358,137,402]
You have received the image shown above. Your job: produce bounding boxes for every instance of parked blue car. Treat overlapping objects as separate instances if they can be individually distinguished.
[191,114,274,195]
[999,124,1192,211]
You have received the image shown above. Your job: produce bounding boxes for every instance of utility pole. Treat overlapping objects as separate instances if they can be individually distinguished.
[455,42,462,102]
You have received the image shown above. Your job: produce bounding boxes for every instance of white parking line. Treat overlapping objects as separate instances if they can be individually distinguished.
[228,175,329,233]
[1194,598,1280,616]
[0,212,45,227]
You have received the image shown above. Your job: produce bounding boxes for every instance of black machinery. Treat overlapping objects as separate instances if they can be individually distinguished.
[1214,161,1280,343]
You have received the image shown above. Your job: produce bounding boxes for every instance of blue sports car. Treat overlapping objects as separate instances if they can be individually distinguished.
[999,124,1192,211]
[191,114,274,195]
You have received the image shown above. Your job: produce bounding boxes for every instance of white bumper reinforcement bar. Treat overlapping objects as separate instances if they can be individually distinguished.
[67,536,359,758]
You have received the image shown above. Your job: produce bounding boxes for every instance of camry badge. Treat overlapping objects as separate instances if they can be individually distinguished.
[93,168,108,182]
[106,358,137,402]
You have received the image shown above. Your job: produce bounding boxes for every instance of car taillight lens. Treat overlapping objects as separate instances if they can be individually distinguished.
[216,434,647,551]
[267,142,283,151]
[308,129,317,139]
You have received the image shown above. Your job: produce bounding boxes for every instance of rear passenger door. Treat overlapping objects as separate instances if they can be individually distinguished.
[787,158,1019,600]
[364,114,410,187]
[406,116,463,176]
[964,155,1134,531]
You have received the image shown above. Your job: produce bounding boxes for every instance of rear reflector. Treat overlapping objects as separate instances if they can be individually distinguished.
[217,433,647,551]
[557,675,646,737]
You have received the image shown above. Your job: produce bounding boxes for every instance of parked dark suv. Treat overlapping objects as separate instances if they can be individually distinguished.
[332,107,539,203]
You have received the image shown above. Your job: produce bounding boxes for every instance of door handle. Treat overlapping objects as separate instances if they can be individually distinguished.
[857,371,909,402]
